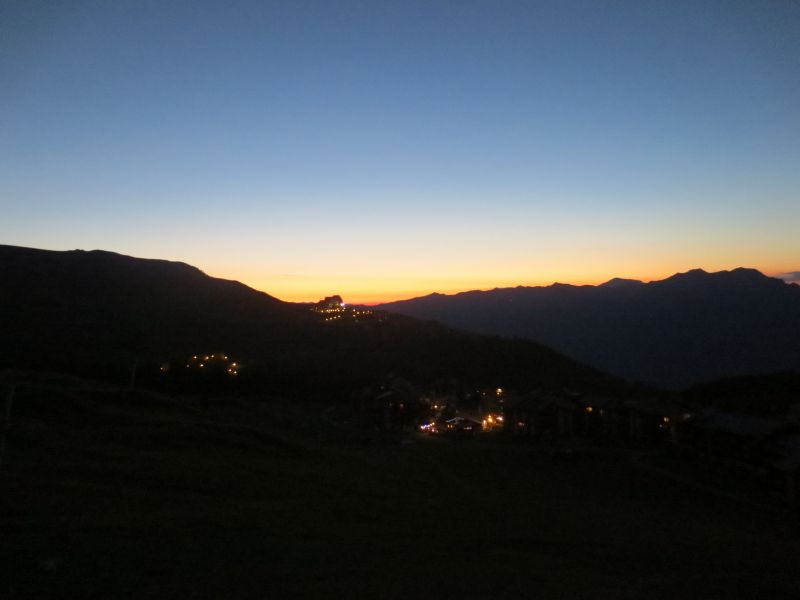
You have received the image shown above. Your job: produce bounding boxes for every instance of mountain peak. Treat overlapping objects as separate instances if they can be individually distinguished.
[658,268,713,285]
[728,267,769,280]
[599,277,644,288]
[660,267,774,287]
[677,268,709,278]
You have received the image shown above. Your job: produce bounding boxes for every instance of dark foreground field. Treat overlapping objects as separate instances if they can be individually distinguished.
[2,375,799,599]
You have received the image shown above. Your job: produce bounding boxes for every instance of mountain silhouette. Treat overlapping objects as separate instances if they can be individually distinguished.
[0,245,627,398]
[599,278,645,289]
[377,268,800,389]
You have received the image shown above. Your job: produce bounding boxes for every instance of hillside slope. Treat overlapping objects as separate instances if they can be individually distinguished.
[0,245,626,397]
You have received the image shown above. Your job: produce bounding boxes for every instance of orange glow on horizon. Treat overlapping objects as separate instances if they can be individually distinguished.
[202,261,799,306]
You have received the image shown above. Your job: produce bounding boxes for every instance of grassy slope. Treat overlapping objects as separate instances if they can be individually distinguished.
[2,376,799,599]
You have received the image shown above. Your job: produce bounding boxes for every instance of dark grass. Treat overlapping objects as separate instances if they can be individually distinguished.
[2,377,799,599]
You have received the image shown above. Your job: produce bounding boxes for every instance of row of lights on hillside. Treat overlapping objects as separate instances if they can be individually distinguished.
[157,353,240,376]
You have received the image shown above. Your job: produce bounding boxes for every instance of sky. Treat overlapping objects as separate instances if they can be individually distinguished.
[2,0,799,303]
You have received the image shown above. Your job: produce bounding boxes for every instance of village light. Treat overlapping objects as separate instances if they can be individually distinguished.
[586,406,593,413]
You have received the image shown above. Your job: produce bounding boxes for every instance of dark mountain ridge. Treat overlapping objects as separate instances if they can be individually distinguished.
[378,268,800,389]
[0,244,629,399]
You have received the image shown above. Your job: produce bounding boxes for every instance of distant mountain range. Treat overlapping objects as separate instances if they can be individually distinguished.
[377,269,800,389]
[0,245,627,398]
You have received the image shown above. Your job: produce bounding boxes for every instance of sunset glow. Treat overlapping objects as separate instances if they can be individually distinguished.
[2,2,798,303]
[222,264,800,305]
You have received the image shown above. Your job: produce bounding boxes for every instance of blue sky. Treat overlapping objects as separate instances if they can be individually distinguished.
[2,1,799,301]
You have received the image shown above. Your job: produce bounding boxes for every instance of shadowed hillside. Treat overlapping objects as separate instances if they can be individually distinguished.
[684,371,800,416]
[3,373,800,599]
[378,269,800,388]
[0,245,628,398]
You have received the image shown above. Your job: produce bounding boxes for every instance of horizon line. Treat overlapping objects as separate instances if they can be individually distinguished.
[258,266,800,306]
[2,242,797,306]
